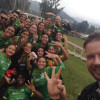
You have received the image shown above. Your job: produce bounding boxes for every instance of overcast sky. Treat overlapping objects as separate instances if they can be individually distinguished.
[33,0,100,25]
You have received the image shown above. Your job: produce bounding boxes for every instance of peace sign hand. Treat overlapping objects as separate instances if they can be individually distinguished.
[25,80,35,92]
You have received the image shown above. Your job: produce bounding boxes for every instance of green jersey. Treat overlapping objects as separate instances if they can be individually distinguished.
[31,62,65,100]
[0,53,11,80]
[13,19,20,28]
[4,85,31,100]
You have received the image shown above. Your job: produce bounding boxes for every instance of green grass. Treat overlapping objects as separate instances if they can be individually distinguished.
[68,44,86,57]
[67,35,85,47]
[67,35,86,57]
[62,54,95,100]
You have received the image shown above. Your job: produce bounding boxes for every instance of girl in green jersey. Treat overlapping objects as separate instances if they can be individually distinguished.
[3,71,43,100]
[31,53,65,100]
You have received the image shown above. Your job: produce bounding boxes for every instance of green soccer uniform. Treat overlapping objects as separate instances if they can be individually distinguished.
[0,53,11,80]
[0,31,13,49]
[13,19,20,28]
[15,36,21,46]
[31,62,65,100]
[4,85,31,100]
[37,32,43,42]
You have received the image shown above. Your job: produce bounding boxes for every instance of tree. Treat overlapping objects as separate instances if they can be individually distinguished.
[40,0,64,18]
[0,0,30,12]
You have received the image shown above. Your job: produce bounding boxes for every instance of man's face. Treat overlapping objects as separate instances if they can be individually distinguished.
[55,16,61,26]
[0,13,8,24]
[85,40,100,81]
[10,12,18,22]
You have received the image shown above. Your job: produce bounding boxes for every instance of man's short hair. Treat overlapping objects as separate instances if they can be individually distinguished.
[12,10,20,16]
[83,31,100,49]
[0,9,8,15]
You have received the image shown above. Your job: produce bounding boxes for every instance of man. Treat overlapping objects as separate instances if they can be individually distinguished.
[7,10,19,27]
[0,10,8,31]
[77,31,100,100]
[52,16,71,40]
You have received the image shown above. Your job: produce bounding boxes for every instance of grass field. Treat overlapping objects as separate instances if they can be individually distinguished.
[67,35,86,57]
[66,35,85,47]
[62,54,95,100]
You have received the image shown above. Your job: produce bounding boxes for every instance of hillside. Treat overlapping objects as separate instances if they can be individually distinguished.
[28,0,75,21]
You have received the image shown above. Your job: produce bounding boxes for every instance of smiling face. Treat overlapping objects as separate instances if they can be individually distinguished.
[85,40,100,81]
[41,34,49,44]
[20,14,26,22]
[37,57,46,70]
[21,31,29,39]
[6,45,16,56]
[37,48,44,57]
[10,12,18,22]
[16,74,25,86]
[38,22,45,32]
[0,13,8,24]
[5,26,15,38]
[56,32,63,42]
[47,46,55,54]
[55,16,61,26]
[45,18,51,26]
[24,19,31,28]
[23,43,32,54]
[29,24,37,35]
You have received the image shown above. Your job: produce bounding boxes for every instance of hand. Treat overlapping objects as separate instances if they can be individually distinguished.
[46,12,55,16]
[28,52,37,61]
[62,19,69,24]
[19,22,24,28]
[33,34,38,41]
[0,48,5,53]
[4,75,14,84]
[25,80,35,92]
[52,41,63,48]
[44,66,63,99]
[58,84,67,100]
[45,51,58,59]
[20,38,27,45]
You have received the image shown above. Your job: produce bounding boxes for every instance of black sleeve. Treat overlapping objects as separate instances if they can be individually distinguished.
[77,82,98,100]
[63,23,71,31]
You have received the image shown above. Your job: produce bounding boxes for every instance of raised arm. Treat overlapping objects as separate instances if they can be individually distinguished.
[25,80,44,99]
[52,41,68,61]
[45,52,65,71]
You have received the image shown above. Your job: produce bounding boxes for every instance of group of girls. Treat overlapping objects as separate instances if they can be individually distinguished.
[0,10,68,100]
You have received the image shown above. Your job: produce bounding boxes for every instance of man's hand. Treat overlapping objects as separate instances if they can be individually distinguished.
[44,66,66,99]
